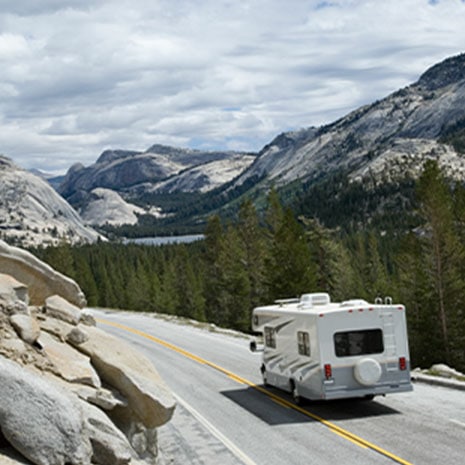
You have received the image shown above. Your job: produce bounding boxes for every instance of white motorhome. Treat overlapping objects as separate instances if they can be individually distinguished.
[250,292,413,403]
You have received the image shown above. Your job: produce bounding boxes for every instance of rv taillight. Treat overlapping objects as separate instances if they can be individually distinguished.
[324,364,332,379]
[399,357,407,371]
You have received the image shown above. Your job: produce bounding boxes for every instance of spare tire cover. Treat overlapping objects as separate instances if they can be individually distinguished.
[354,358,382,386]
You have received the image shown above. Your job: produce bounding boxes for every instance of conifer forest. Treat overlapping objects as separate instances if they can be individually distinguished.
[32,161,465,372]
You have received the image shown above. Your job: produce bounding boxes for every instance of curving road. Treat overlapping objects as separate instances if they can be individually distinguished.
[92,309,465,465]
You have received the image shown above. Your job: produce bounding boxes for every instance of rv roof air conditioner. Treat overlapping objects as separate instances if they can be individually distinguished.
[300,293,330,308]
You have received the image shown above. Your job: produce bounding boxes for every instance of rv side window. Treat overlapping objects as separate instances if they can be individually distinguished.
[297,331,310,356]
[264,327,276,348]
[334,329,384,357]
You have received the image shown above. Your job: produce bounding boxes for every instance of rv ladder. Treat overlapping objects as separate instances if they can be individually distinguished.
[381,311,398,371]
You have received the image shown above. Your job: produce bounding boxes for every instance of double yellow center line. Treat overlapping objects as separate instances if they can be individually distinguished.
[98,318,413,465]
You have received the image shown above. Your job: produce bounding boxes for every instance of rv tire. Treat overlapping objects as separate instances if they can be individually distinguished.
[261,365,269,387]
[290,380,302,405]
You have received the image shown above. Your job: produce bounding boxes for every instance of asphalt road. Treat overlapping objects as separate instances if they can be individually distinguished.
[91,309,465,465]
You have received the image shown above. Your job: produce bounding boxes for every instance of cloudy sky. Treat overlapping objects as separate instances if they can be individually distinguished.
[1,0,465,173]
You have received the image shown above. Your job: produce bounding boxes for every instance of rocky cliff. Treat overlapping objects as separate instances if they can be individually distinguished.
[78,188,164,227]
[0,156,103,247]
[0,240,176,465]
[231,52,465,189]
[55,145,254,228]
[59,145,255,196]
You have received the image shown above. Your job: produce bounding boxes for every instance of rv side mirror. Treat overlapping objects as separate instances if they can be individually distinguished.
[249,340,264,352]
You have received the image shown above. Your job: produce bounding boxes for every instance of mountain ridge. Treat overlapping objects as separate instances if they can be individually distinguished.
[0,156,102,247]
[230,52,465,193]
[58,144,255,206]
[417,52,465,91]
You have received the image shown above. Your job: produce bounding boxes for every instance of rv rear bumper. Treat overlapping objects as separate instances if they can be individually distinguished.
[322,381,413,400]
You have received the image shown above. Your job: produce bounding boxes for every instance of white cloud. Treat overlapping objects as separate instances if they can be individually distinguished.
[0,0,465,172]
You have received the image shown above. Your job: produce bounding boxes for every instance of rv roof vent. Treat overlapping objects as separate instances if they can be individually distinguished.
[341,299,368,307]
[300,293,330,307]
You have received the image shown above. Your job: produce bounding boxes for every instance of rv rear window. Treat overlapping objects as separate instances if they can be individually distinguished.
[334,329,384,357]
[264,327,276,348]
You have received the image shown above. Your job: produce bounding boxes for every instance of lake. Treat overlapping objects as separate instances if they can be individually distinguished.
[123,234,204,246]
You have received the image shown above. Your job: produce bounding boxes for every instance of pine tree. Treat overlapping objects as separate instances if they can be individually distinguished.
[265,187,284,235]
[203,215,225,323]
[237,199,269,309]
[452,181,465,245]
[266,208,317,300]
[415,160,465,366]
[395,232,439,368]
[365,231,390,299]
[44,242,75,278]
[301,217,357,301]
[348,231,390,302]
[158,259,181,315]
[216,225,251,331]
[93,259,116,308]
[172,246,206,320]
[73,252,98,306]
[148,271,163,313]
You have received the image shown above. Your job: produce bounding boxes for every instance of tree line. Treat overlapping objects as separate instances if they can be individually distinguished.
[31,160,465,372]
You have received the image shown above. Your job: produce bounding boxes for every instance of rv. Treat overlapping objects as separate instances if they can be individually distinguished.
[250,293,413,403]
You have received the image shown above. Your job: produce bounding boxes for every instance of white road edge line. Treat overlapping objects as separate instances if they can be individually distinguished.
[449,419,465,429]
[174,393,258,465]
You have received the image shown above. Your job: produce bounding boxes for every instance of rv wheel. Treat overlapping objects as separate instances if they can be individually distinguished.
[261,365,269,387]
[290,381,302,405]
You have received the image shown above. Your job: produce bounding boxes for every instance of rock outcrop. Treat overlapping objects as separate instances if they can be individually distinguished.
[58,145,255,198]
[74,325,174,428]
[0,240,86,307]
[0,156,103,248]
[230,53,465,189]
[78,188,161,227]
[0,245,176,464]
[0,357,93,465]
[57,145,255,227]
